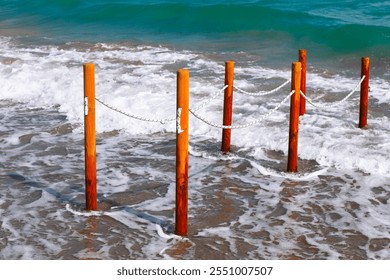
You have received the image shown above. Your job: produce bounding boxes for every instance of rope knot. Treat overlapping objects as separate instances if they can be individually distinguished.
[177,108,184,134]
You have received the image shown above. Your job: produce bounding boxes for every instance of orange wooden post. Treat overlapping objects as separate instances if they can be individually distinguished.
[299,49,307,116]
[221,61,235,153]
[84,63,97,211]
[287,62,302,172]
[176,69,189,236]
[359,57,370,128]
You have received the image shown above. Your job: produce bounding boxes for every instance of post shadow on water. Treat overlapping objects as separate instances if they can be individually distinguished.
[4,172,174,245]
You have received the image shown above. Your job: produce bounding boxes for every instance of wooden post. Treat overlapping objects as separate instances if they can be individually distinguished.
[221,61,235,153]
[84,63,97,211]
[299,49,307,116]
[176,69,189,236]
[287,62,301,173]
[359,57,370,128]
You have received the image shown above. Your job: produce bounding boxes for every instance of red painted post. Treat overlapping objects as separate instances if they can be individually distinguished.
[287,62,302,173]
[299,49,307,116]
[221,61,235,152]
[176,69,189,236]
[84,63,97,211]
[359,57,370,128]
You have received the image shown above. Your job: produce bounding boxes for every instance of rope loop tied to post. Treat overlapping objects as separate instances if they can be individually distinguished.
[300,75,366,109]
[176,107,185,134]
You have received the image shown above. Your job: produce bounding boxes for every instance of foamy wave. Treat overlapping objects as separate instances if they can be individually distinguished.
[1,37,389,176]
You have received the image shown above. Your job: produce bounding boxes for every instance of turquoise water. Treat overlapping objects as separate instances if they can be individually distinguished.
[1,0,390,58]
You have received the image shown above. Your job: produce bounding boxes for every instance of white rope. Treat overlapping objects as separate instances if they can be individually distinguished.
[189,90,295,129]
[84,97,88,116]
[176,107,184,134]
[95,86,227,124]
[190,85,228,113]
[301,76,366,109]
[95,97,176,124]
[94,75,364,129]
[234,79,291,96]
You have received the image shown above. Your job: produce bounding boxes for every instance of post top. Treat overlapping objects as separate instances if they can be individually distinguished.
[83,63,95,68]
[177,68,189,75]
[292,61,302,70]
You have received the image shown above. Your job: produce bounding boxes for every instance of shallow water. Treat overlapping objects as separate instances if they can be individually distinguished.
[0,97,389,259]
[1,0,390,260]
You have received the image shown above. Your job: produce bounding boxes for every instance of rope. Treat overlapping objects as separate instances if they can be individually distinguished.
[94,75,365,129]
[176,108,184,134]
[190,85,228,113]
[301,76,366,109]
[95,86,227,124]
[95,97,176,124]
[189,90,295,129]
[234,79,291,96]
